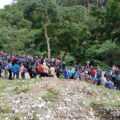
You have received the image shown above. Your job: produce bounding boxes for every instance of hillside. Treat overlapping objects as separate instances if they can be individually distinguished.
[0,78,120,120]
[0,0,120,66]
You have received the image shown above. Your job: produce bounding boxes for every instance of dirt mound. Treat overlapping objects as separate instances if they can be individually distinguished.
[0,78,120,120]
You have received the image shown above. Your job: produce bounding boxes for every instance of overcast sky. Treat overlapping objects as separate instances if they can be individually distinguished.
[0,0,13,8]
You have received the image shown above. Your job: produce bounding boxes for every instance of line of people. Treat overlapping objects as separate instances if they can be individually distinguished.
[63,64,120,90]
[0,51,65,80]
[0,51,120,91]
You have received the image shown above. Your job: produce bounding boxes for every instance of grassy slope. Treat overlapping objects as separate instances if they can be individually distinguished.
[0,78,119,119]
[0,78,120,106]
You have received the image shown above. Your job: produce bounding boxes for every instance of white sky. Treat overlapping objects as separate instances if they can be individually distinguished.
[0,0,13,8]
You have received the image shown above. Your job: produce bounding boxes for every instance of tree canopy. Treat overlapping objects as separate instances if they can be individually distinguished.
[0,0,119,66]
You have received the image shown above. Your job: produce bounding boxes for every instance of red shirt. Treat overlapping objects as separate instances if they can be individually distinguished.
[38,64,43,73]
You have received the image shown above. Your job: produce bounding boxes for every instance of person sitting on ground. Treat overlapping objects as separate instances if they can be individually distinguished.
[96,66,103,85]
[68,67,75,79]
[90,66,96,77]
[113,73,120,91]
[64,67,69,79]
[112,65,116,74]
[106,80,114,89]
[104,68,112,81]
[90,74,96,84]
[89,66,96,84]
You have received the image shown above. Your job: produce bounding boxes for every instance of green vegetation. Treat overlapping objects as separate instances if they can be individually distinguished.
[32,112,39,120]
[0,105,12,113]
[14,86,30,94]
[0,79,41,96]
[0,0,120,66]
[42,89,59,102]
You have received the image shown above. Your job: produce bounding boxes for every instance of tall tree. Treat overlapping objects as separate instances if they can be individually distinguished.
[24,0,60,58]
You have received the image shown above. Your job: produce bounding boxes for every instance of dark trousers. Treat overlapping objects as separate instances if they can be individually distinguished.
[56,72,60,78]
[32,71,37,78]
[0,69,2,77]
[42,73,48,77]
[28,71,32,78]
[8,69,12,80]
[13,72,19,79]
[39,72,44,77]
[21,72,25,79]
[97,78,101,85]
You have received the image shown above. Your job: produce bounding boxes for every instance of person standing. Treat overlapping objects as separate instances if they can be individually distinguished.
[4,61,9,79]
[12,62,20,79]
[20,63,26,79]
[43,62,49,77]
[50,65,56,77]
[8,61,13,80]
[75,65,80,80]
[31,63,37,78]
[0,61,2,77]
[38,63,43,77]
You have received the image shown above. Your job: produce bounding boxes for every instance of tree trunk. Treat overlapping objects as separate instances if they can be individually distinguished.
[44,24,51,58]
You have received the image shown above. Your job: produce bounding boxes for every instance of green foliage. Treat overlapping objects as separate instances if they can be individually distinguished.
[0,26,17,53]
[0,0,119,66]
[23,0,60,28]
[86,41,120,65]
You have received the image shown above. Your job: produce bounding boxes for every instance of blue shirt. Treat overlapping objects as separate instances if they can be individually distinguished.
[69,69,74,78]
[12,64,20,73]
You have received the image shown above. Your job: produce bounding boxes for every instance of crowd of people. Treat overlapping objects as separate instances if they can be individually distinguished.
[64,63,120,90]
[0,51,120,91]
[0,51,65,80]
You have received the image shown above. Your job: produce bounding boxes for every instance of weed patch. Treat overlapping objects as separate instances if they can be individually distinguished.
[42,89,59,102]
[0,105,12,113]
[14,86,30,94]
